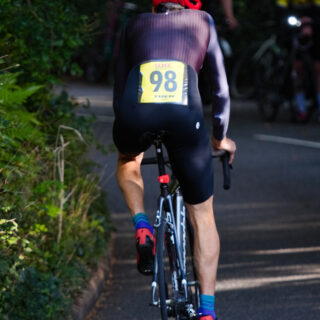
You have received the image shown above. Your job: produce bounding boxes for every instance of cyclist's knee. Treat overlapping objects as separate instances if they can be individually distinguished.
[185,195,213,210]
[185,196,214,225]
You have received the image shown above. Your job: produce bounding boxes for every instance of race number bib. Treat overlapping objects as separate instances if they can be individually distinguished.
[138,60,188,105]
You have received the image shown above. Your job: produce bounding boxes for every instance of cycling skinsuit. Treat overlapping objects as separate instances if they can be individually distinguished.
[276,0,320,60]
[112,9,230,204]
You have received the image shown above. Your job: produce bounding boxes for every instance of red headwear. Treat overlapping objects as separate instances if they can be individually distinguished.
[152,0,202,10]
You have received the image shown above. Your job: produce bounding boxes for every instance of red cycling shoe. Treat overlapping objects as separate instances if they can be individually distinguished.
[136,228,156,275]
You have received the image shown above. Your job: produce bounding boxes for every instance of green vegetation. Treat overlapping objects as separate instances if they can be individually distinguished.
[0,1,112,319]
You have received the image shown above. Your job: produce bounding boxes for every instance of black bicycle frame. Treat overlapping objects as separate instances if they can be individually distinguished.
[150,136,189,308]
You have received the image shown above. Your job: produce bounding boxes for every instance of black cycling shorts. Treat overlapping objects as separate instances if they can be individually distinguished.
[113,62,213,204]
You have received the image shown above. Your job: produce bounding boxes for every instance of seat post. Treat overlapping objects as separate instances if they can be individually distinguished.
[154,136,166,177]
[153,136,169,197]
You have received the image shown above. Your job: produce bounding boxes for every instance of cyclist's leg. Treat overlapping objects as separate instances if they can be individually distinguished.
[113,114,156,274]
[116,152,145,216]
[293,59,308,120]
[116,151,156,275]
[185,196,219,296]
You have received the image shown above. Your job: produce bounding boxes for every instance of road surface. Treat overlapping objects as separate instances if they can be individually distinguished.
[63,81,320,320]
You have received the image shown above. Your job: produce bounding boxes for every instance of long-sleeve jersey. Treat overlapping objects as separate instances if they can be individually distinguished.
[113,9,230,140]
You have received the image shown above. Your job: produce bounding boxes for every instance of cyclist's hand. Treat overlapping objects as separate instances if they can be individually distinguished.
[212,136,236,164]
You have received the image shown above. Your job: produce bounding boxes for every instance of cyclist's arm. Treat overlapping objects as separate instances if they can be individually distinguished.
[219,0,238,29]
[205,13,230,142]
[113,26,130,113]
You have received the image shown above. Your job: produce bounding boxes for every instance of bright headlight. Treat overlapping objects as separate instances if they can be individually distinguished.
[287,16,301,27]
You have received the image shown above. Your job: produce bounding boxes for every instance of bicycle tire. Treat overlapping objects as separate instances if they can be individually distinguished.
[157,218,168,320]
[157,217,183,320]
[230,43,261,100]
[175,194,199,319]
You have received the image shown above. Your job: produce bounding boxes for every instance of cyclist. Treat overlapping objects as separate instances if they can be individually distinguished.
[112,1,236,319]
[276,0,320,121]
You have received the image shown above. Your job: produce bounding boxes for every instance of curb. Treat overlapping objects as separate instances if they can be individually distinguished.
[71,234,115,320]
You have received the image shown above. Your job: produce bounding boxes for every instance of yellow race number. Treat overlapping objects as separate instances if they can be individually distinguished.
[138,60,188,105]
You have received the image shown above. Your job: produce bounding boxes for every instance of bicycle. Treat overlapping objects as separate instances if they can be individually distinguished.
[141,131,231,320]
[256,15,318,122]
[230,15,318,122]
[229,34,278,100]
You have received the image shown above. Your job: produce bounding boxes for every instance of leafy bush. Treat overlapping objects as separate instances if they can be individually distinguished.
[0,1,87,84]
[0,65,112,318]
[1,266,67,320]
[0,1,113,316]
[0,68,112,319]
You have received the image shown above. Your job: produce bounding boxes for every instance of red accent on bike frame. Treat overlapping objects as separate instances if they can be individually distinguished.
[158,174,170,184]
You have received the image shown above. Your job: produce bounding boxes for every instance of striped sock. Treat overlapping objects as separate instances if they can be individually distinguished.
[133,213,153,234]
[198,295,216,319]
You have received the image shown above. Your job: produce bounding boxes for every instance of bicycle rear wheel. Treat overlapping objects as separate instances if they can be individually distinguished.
[157,218,168,320]
[157,218,183,320]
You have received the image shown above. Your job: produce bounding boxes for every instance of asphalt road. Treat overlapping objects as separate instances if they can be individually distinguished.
[62,81,320,320]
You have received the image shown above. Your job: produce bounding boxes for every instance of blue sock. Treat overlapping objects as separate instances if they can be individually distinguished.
[295,92,306,113]
[133,213,153,234]
[198,295,216,319]
[317,93,320,111]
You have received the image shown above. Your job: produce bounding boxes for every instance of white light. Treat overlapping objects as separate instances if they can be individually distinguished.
[287,16,301,27]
